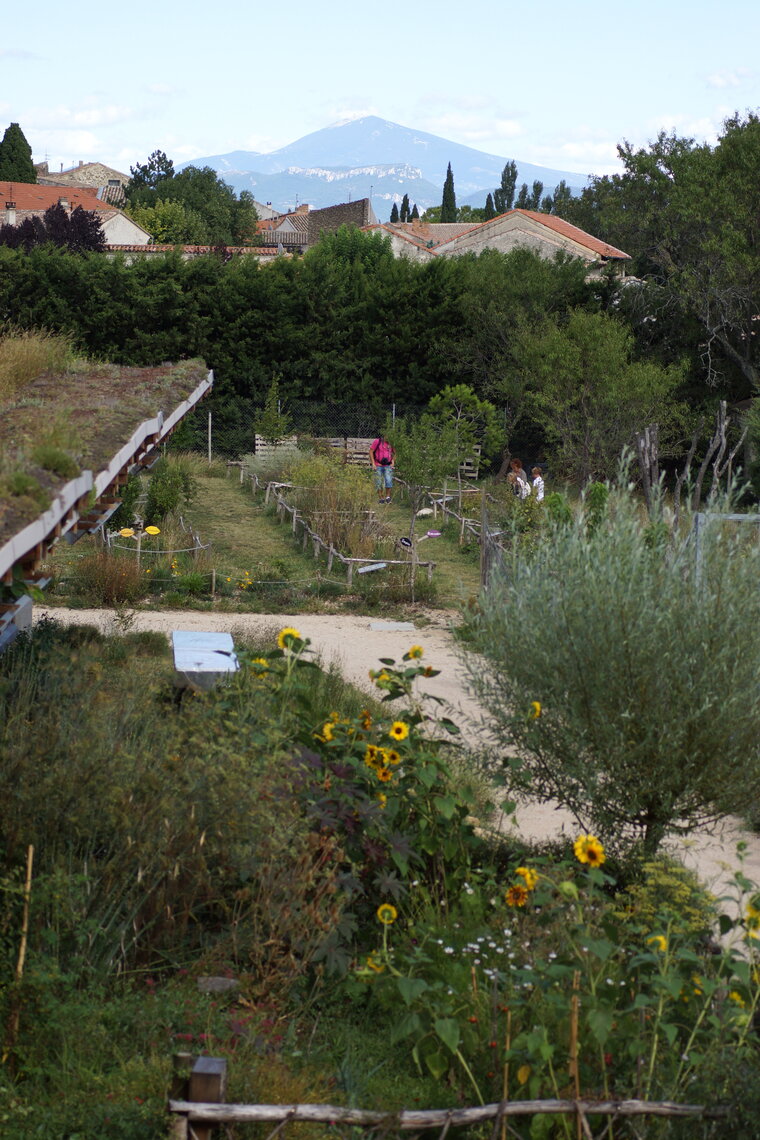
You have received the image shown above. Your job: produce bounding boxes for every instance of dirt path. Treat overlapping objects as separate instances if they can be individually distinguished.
[37,606,760,912]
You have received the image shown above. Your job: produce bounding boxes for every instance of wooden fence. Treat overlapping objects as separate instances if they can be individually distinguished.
[168,1055,724,1140]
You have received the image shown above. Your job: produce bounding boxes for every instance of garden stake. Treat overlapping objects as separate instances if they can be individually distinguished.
[569,970,581,1140]
[1,843,34,1069]
[501,1009,512,1140]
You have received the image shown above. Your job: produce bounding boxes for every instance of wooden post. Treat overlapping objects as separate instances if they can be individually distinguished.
[327,545,334,572]
[442,479,448,522]
[207,411,212,466]
[479,491,488,590]
[187,1056,227,1140]
[211,569,216,597]
[347,562,353,589]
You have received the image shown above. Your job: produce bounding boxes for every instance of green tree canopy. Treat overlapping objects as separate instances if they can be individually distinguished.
[493,161,517,214]
[129,199,208,244]
[0,122,36,183]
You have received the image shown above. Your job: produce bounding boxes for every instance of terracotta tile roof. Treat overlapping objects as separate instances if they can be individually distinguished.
[431,209,630,260]
[0,181,108,212]
[388,221,473,244]
[513,210,630,259]
[106,244,279,256]
[361,223,439,255]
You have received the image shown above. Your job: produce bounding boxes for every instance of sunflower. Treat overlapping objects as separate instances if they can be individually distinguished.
[386,749,401,766]
[573,834,606,867]
[320,722,335,742]
[360,709,373,730]
[407,645,424,659]
[528,701,542,719]
[505,885,529,908]
[376,793,387,810]
[515,866,539,890]
[377,767,393,783]
[376,903,398,925]
[366,953,385,973]
[389,721,409,742]
[364,745,381,771]
[647,935,667,953]
[277,626,302,650]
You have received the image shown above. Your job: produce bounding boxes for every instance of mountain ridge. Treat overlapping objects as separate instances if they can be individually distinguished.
[180,115,593,221]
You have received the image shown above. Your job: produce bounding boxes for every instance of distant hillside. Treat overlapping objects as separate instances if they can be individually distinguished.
[180,115,592,221]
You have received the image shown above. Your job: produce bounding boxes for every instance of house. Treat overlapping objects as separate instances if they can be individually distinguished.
[431,209,630,275]
[35,160,130,205]
[1,181,151,245]
[360,223,438,262]
[258,198,378,252]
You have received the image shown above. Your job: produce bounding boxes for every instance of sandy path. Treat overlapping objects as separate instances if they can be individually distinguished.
[36,606,760,909]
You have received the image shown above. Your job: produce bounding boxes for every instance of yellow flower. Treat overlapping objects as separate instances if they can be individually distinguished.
[119,527,135,538]
[377,767,393,783]
[320,722,335,742]
[277,626,302,650]
[515,866,539,891]
[505,885,529,908]
[366,953,385,973]
[517,1064,531,1086]
[386,749,401,766]
[647,935,668,953]
[376,903,398,925]
[377,793,387,810]
[573,834,606,867]
[389,721,409,741]
[251,657,268,670]
[529,701,542,719]
[360,709,373,730]
[144,525,161,535]
[407,645,424,659]
[745,904,760,937]
[374,670,390,684]
[364,745,381,770]
[729,990,746,1007]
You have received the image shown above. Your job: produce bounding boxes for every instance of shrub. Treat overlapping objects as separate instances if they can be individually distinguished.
[464,482,760,857]
[30,443,79,479]
[144,453,197,524]
[73,549,144,605]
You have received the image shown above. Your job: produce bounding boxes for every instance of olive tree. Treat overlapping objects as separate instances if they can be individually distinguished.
[463,483,760,857]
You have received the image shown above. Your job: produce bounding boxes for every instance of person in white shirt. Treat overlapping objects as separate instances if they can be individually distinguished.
[531,466,545,501]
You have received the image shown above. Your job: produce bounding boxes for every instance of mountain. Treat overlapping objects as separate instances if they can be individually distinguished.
[180,115,592,221]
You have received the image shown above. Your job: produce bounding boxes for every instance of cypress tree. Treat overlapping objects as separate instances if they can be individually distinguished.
[390,201,399,223]
[410,203,419,220]
[0,122,37,182]
[440,163,457,223]
[484,193,496,221]
[399,193,410,222]
[493,161,517,214]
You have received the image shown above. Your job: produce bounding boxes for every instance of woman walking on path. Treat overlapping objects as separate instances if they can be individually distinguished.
[370,433,395,504]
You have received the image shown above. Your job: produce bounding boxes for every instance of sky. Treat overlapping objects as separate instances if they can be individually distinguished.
[2,0,759,180]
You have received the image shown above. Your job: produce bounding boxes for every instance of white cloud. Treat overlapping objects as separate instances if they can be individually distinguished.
[706,67,751,89]
[26,103,134,129]
[0,48,38,60]
[145,83,178,96]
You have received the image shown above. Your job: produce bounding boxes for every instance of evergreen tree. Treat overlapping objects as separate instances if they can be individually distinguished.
[484,193,496,221]
[400,193,410,222]
[550,180,574,216]
[529,180,544,210]
[127,149,175,192]
[493,160,517,213]
[390,201,399,223]
[440,163,457,222]
[515,183,530,209]
[0,122,36,183]
[410,203,419,220]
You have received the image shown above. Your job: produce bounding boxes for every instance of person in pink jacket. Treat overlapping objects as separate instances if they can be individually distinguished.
[370,434,395,503]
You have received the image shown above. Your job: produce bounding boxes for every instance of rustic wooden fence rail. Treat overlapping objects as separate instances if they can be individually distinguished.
[168,1094,724,1140]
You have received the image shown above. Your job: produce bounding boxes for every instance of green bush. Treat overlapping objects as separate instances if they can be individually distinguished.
[144,453,197,524]
[30,443,79,479]
[72,549,144,605]
[464,482,760,856]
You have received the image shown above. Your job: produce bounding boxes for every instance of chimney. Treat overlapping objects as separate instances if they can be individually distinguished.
[5,202,16,225]
[58,197,70,210]
[78,160,83,168]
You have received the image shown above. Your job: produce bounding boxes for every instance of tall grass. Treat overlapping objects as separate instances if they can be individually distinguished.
[288,454,389,558]
[0,327,75,401]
